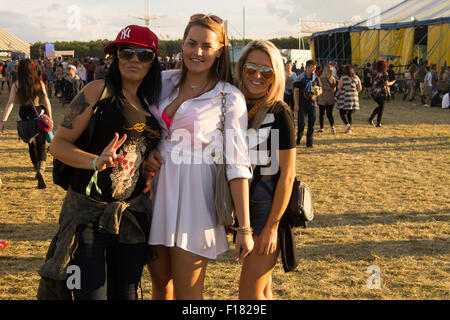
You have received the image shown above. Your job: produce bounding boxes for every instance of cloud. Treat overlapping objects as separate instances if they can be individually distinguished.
[264,0,398,24]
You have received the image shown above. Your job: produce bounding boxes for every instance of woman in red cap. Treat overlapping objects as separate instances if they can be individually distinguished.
[143,14,253,300]
[37,25,162,300]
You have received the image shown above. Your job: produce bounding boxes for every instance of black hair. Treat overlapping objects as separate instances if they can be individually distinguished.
[105,53,162,107]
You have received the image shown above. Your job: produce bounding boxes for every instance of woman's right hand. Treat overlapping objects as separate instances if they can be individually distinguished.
[95,132,127,171]
[142,148,164,178]
[234,233,254,262]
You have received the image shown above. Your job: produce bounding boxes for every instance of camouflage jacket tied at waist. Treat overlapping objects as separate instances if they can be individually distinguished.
[39,187,151,282]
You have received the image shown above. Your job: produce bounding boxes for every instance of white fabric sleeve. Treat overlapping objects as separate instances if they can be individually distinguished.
[223,89,252,181]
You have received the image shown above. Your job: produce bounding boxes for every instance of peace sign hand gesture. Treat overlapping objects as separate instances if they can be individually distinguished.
[96,132,127,171]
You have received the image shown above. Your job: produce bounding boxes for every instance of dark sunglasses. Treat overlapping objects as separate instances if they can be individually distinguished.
[243,63,274,79]
[190,13,224,26]
[118,47,156,63]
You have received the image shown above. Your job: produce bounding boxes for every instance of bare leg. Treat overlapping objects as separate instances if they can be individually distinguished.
[170,246,209,300]
[147,245,175,300]
[238,236,279,300]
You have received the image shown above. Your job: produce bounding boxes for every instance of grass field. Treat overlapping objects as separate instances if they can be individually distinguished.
[0,86,449,300]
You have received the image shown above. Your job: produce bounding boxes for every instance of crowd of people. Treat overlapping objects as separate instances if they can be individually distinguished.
[281,57,450,147]
[0,14,449,301]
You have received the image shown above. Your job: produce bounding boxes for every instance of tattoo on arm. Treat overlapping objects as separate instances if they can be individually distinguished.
[61,92,90,129]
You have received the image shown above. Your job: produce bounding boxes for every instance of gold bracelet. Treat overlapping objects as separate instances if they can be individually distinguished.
[234,226,253,235]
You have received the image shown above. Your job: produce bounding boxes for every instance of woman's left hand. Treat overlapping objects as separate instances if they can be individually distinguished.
[258,226,278,256]
[142,173,154,200]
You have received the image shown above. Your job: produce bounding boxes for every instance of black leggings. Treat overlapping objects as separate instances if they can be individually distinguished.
[339,109,355,125]
[71,211,150,300]
[19,105,47,166]
[28,132,47,165]
[370,96,385,124]
[318,104,335,128]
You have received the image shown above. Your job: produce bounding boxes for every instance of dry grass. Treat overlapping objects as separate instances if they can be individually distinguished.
[0,87,449,300]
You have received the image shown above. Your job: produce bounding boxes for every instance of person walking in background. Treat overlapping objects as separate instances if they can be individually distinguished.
[368,60,395,126]
[235,40,296,300]
[293,59,322,148]
[61,65,84,106]
[335,64,361,134]
[416,60,427,104]
[54,65,64,101]
[317,63,336,134]
[404,63,417,102]
[284,61,296,110]
[438,66,449,94]
[1,59,53,189]
[387,64,397,100]
[87,59,97,83]
[76,62,88,85]
[423,66,433,107]
[94,59,107,80]
[363,63,372,99]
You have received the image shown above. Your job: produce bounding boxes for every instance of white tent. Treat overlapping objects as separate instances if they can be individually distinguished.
[354,0,449,26]
[0,28,30,57]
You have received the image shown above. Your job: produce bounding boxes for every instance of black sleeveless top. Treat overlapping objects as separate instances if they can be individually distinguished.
[70,93,161,202]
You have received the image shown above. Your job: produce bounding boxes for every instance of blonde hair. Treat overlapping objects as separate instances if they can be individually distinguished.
[235,40,285,106]
[321,64,333,80]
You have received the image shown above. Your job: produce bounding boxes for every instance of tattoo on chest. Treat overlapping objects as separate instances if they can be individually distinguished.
[61,93,90,129]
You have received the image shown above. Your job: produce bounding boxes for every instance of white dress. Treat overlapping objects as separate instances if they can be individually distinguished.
[148,70,252,259]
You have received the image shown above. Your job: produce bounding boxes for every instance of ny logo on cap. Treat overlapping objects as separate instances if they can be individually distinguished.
[120,27,131,40]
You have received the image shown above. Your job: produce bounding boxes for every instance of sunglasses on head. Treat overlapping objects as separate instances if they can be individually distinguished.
[117,47,156,63]
[243,63,274,79]
[190,13,224,26]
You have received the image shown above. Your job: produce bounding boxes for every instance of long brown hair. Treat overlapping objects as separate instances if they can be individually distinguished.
[342,64,356,78]
[17,59,44,105]
[177,15,233,89]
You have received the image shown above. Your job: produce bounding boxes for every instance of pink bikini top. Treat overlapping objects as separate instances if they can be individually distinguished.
[162,110,173,130]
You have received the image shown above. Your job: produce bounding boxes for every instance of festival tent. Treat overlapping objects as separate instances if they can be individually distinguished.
[310,0,450,71]
[0,28,30,59]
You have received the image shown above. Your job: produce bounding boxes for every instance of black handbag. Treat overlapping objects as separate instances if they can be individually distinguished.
[17,119,40,143]
[284,178,314,228]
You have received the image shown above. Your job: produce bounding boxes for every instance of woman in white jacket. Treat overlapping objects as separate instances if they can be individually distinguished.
[143,14,254,300]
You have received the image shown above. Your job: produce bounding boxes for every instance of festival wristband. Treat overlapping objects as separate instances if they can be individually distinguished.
[85,156,103,197]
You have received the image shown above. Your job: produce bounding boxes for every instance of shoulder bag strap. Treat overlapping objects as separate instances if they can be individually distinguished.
[219,91,227,165]
[86,83,109,144]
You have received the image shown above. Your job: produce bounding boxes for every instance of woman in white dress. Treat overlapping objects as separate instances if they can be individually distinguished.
[143,14,254,300]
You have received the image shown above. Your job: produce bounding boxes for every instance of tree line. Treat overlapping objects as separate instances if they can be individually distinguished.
[31,36,310,59]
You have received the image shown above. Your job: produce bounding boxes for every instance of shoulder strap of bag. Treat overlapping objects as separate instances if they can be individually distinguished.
[219,91,227,165]
[28,98,41,119]
[85,83,109,144]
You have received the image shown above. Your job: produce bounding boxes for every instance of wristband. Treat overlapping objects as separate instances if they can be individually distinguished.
[86,157,102,197]
[93,156,99,171]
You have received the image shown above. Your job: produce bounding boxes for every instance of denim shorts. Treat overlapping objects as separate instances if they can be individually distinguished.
[250,177,275,237]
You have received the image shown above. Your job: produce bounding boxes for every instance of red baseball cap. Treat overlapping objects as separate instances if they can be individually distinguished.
[104,25,159,54]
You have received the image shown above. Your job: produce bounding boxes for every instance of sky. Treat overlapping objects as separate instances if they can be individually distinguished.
[0,0,402,44]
